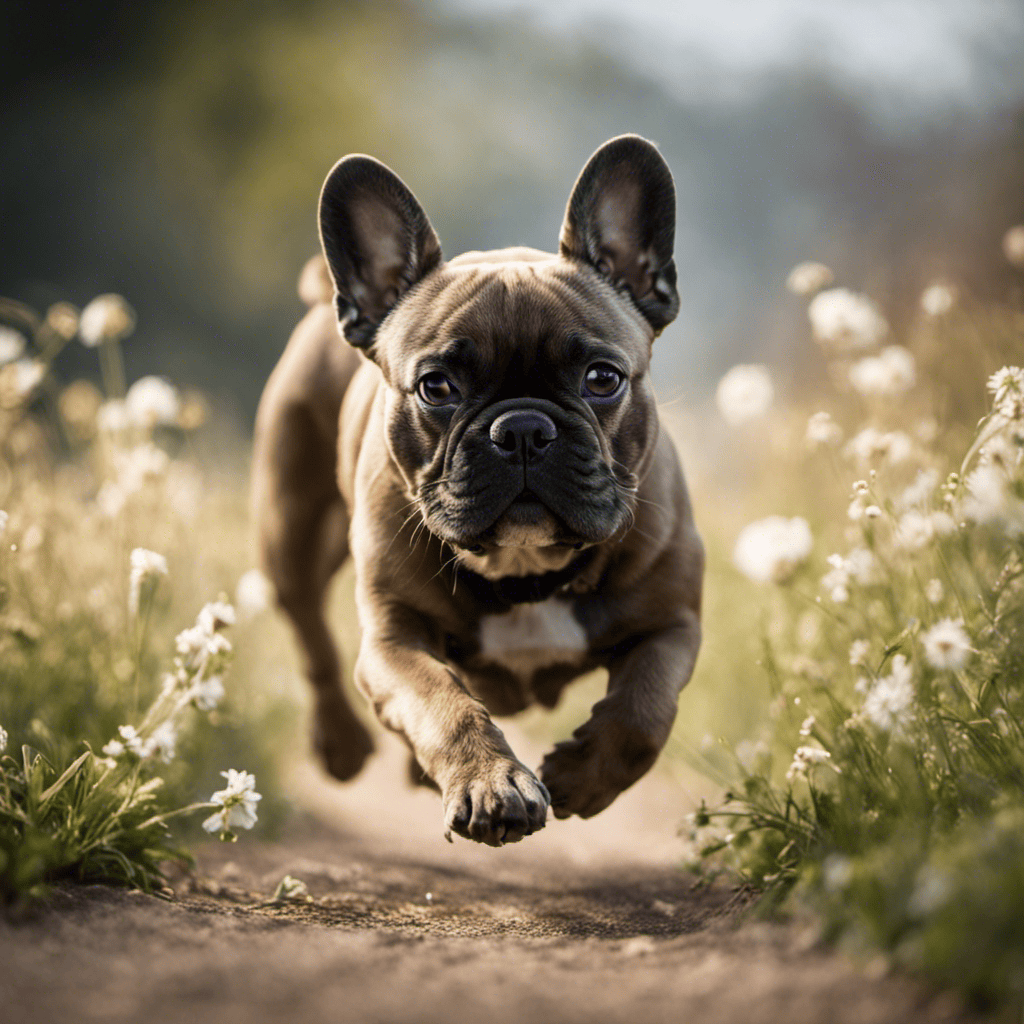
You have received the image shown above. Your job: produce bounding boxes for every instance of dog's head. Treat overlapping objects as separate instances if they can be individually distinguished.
[318,136,679,577]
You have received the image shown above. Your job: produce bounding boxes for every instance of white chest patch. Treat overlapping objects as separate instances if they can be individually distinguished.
[478,597,588,681]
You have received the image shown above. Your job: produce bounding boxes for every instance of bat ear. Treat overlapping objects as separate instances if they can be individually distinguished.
[560,135,679,332]
[318,156,442,349]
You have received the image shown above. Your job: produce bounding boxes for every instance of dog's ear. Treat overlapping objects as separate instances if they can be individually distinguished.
[319,156,442,349]
[559,135,679,333]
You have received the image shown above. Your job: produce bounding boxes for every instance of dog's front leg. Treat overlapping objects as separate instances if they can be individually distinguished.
[355,605,550,845]
[539,610,701,819]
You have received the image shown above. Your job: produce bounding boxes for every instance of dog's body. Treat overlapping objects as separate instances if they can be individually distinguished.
[252,136,704,846]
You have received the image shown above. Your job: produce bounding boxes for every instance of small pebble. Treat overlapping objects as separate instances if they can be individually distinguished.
[621,936,657,957]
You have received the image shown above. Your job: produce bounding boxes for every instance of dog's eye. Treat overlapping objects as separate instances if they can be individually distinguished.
[582,364,624,400]
[417,372,461,406]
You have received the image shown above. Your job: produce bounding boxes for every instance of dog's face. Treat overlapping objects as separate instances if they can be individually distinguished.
[318,136,680,576]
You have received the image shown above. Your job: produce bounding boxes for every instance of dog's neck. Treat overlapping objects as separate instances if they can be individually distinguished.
[450,548,597,611]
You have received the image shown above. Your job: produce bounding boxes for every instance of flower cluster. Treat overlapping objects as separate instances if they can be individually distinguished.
[733,516,812,584]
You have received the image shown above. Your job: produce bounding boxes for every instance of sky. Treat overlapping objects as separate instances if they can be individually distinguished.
[441,0,1024,124]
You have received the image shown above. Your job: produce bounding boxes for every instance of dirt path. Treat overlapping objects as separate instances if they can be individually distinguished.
[1,730,975,1024]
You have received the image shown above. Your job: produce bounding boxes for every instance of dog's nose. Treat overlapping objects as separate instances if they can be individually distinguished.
[489,409,558,456]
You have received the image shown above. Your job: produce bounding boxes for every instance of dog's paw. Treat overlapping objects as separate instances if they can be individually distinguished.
[441,760,550,847]
[312,688,375,782]
[539,724,658,820]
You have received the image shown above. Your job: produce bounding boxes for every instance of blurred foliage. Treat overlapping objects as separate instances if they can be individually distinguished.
[688,263,1024,1013]
[3,1,1023,420]
[0,292,301,875]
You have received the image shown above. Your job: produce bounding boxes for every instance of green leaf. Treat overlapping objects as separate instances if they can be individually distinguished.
[38,751,92,807]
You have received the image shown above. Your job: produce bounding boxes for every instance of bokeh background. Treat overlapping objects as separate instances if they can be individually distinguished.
[5,0,1024,422]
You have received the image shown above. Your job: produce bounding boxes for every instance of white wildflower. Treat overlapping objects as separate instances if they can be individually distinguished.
[786,261,834,296]
[203,769,261,835]
[846,547,876,584]
[962,464,1009,524]
[125,376,180,428]
[864,504,882,518]
[799,715,816,738]
[176,625,231,660]
[925,578,944,604]
[235,568,273,621]
[862,654,915,733]
[808,288,888,351]
[197,600,236,634]
[0,326,26,365]
[96,399,130,433]
[733,516,813,584]
[78,294,135,347]
[129,548,168,614]
[898,469,939,510]
[715,364,773,427]
[987,367,1024,420]
[848,346,916,398]
[894,510,937,551]
[786,745,834,782]
[844,427,913,467]
[0,724,7,753]
[922,618,971,672]
[191,675,225,712]
[11,359,45,397]
[108,724,148,757]
[805,411,843,448]
[980,434,1022,473]
[1003,225,1024,269]
[849,639,870,666]
[146,720,177,763]
[821,553,851,603]
[920,282,956,317]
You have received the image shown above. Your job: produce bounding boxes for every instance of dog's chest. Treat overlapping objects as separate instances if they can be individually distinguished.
[477,597,588,684]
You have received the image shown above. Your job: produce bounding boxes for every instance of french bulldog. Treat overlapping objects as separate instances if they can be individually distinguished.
[252,135,704,846]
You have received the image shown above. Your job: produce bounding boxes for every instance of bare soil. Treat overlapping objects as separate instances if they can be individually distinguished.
[0,731,978,1024]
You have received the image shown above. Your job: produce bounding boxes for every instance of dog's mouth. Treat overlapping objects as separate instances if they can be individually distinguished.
[477,488,567,549]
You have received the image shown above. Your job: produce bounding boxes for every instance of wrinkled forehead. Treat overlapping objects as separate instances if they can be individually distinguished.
[377,257,652,383]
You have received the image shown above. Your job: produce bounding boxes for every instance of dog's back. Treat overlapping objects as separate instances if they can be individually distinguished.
[250,255,373,781]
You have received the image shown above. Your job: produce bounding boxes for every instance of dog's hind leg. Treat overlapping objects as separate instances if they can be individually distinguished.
[253,398,374,781]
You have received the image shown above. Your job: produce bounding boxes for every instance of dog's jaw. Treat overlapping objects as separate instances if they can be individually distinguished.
[456,542,579,580]
[440,493,587,579]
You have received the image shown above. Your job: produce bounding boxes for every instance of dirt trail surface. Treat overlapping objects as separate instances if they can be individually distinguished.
[2,730,974,1024]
